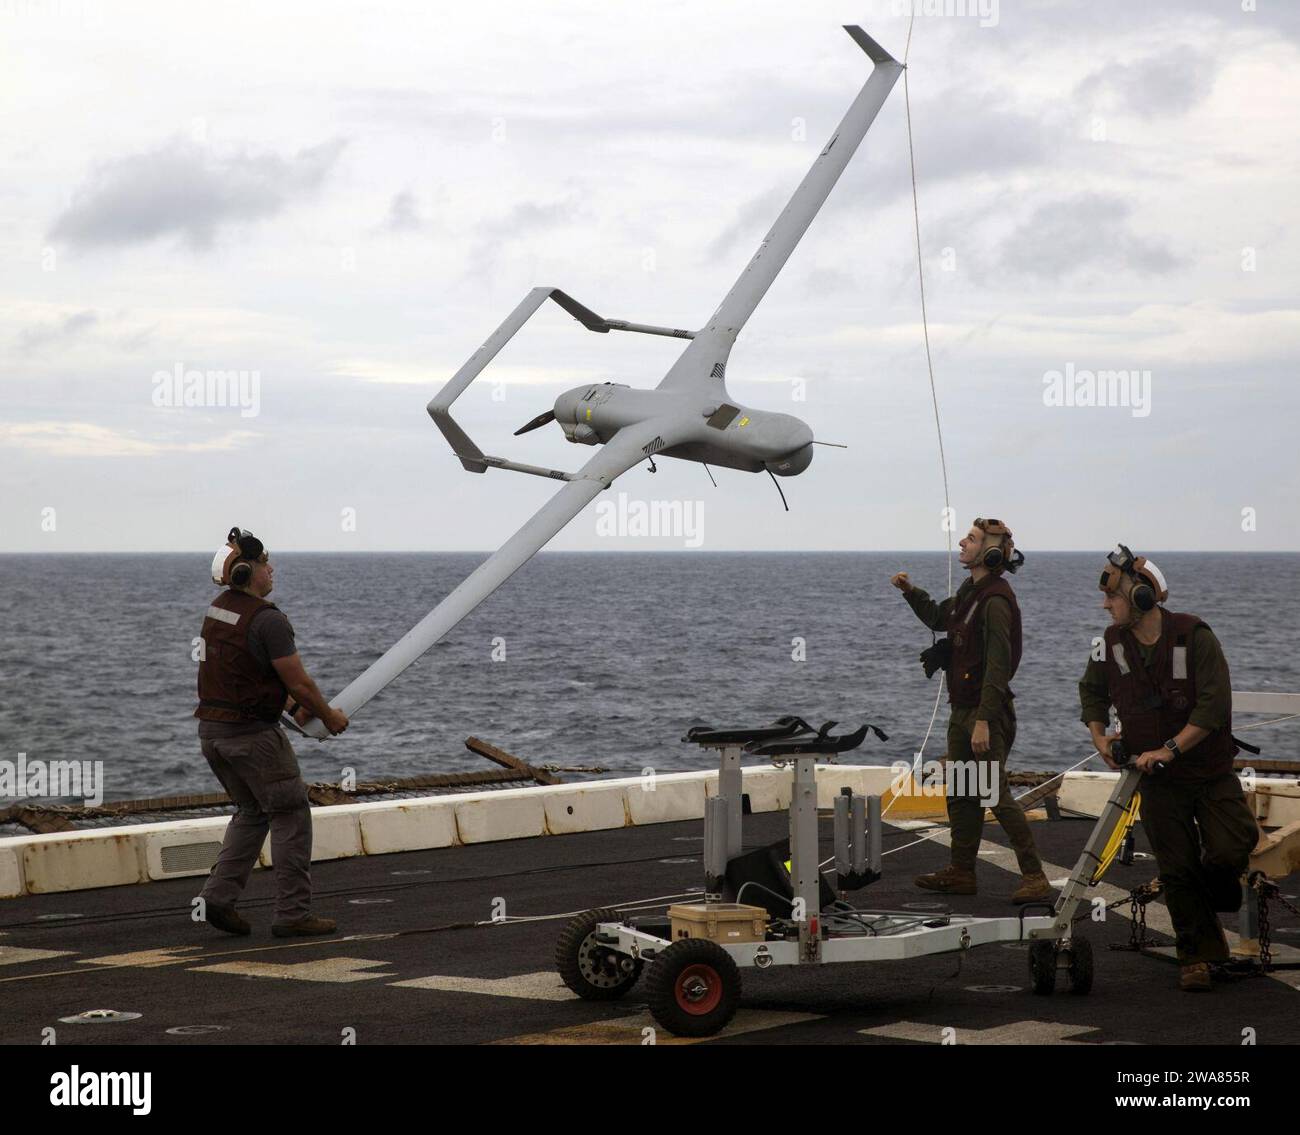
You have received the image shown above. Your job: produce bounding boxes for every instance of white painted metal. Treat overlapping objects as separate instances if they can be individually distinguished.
[605,914,1058,970]
[1232,691,1300,715]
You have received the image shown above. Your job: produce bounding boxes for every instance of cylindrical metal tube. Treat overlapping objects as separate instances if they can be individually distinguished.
[851,794,867,874]
[868,794,882,874]
[704,795,728,884]
[833,794,851,876]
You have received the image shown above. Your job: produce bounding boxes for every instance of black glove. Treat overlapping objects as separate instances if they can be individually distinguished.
[919,637,951,680]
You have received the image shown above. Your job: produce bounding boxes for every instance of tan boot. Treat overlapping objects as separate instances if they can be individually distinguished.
[1011,871,1054,905]
[914,865,977,894]
[1180,962,1212,992]
[272,915,337,938]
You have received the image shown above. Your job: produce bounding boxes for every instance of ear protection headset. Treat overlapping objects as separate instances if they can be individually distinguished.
[210,527,266,587]
[973,518,1024,573]
[1099,544,1168,612]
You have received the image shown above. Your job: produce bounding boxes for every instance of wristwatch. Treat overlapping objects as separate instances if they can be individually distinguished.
[1163,739,1181,760]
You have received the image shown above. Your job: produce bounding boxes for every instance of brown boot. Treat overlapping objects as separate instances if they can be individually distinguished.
[1180,962,1212,992]
[1011,871,1054,905]
[204,901,251,936]
[914,866,977,894]
[272,915,337,938]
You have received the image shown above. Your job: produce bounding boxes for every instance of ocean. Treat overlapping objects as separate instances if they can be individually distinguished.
[1,551,1297,803]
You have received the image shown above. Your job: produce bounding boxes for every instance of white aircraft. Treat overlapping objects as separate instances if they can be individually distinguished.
[296,26,903,738]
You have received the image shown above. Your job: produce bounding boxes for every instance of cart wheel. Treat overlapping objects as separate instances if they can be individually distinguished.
[1028,939,1058,995]
[1065,936,1094,995]
[555,907,642,1001]
[646,938,741,1038]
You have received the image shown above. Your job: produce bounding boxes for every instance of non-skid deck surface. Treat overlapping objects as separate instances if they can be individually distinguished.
[2,812,1298,1045]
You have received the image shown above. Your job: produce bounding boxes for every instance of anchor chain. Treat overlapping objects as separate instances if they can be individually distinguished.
[1077,880,1163,951]
[1251,872,1300,972]
[1124,881,1161,951]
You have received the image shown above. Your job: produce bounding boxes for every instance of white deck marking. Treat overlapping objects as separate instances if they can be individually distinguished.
[390,971,576,1001]
[0,945,76,967]
[80,947,206,968]
[861,1019,1102,1045]
[191,957,395,983]
[497,1008,822,1045]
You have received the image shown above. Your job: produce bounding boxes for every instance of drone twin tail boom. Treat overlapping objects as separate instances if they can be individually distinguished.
[295,27,902,737]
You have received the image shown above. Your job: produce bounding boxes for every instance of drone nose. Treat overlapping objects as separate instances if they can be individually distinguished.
[766,441,814,477]
[513,409,556,436]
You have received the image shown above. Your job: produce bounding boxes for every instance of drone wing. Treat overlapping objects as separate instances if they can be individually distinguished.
[656,26,902,394]
[293,415,691,737]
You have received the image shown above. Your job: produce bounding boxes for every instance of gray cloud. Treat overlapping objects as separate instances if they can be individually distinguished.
[998,193,1183,279]
[1076,45,1219,117]
[16,309,98,354]
[801,266,857,298]
[714,96,1054,255]
[49,137,345,250]
[479,197,579,239]
[463,195,586,281]
[986,0,1300,49]
[707,187,787,260]
[336,73,836,145]
[904,98,1053,182]
[385,190,423,232]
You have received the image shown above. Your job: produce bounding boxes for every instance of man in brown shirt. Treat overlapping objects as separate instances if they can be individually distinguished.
[195,527,348,937]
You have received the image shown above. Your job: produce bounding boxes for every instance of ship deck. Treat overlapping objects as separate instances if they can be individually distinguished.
[2,807,1299,1047]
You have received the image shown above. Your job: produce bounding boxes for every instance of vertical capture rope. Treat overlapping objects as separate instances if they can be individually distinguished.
[878,6,952,821]
[903,6,953,594]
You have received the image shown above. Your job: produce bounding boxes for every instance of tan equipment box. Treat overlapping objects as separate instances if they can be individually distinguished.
[667,902,768,944]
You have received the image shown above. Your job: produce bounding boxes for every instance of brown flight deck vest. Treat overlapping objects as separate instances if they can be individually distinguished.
[1102,608,1236,779]
[946,575,1022,708]
[194,588,289,724]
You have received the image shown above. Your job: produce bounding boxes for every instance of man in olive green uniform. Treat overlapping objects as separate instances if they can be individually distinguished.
[1080,545,1258,991]
[892,518,1051,903]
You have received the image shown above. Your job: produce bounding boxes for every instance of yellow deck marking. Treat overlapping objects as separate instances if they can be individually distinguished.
[80,946,206,969]
[391,971,576,1001]
[191,957,394,983]
[0,945,76,967]
[881,777,948,819]
[496,1008,821,1045]
[861,1019,1101,1045]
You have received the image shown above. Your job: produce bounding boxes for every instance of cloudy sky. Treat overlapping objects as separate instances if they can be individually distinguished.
[2,0,1297,553]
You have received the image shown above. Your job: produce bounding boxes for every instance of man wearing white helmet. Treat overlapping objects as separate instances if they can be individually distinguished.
[1079,544,1258,992]
[194,527,348,938]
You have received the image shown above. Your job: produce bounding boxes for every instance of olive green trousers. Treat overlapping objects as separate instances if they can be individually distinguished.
[945,702,1043,876]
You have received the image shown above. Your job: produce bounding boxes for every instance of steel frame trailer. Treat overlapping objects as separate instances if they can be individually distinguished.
[555,718,1143,1037]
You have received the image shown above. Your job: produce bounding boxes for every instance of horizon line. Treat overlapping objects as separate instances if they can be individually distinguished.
[3,548,1298,556]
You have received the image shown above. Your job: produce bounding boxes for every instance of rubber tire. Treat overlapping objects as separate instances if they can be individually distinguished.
[646,938,741,1039]
[1066,936,1094,995]
[555,907,642,1001]
[1028,939,1058,995]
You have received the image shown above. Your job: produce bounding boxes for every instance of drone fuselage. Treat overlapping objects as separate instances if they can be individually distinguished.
[552,382,814,476]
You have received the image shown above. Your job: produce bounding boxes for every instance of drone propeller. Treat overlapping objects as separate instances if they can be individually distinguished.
[513,409,556,436]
